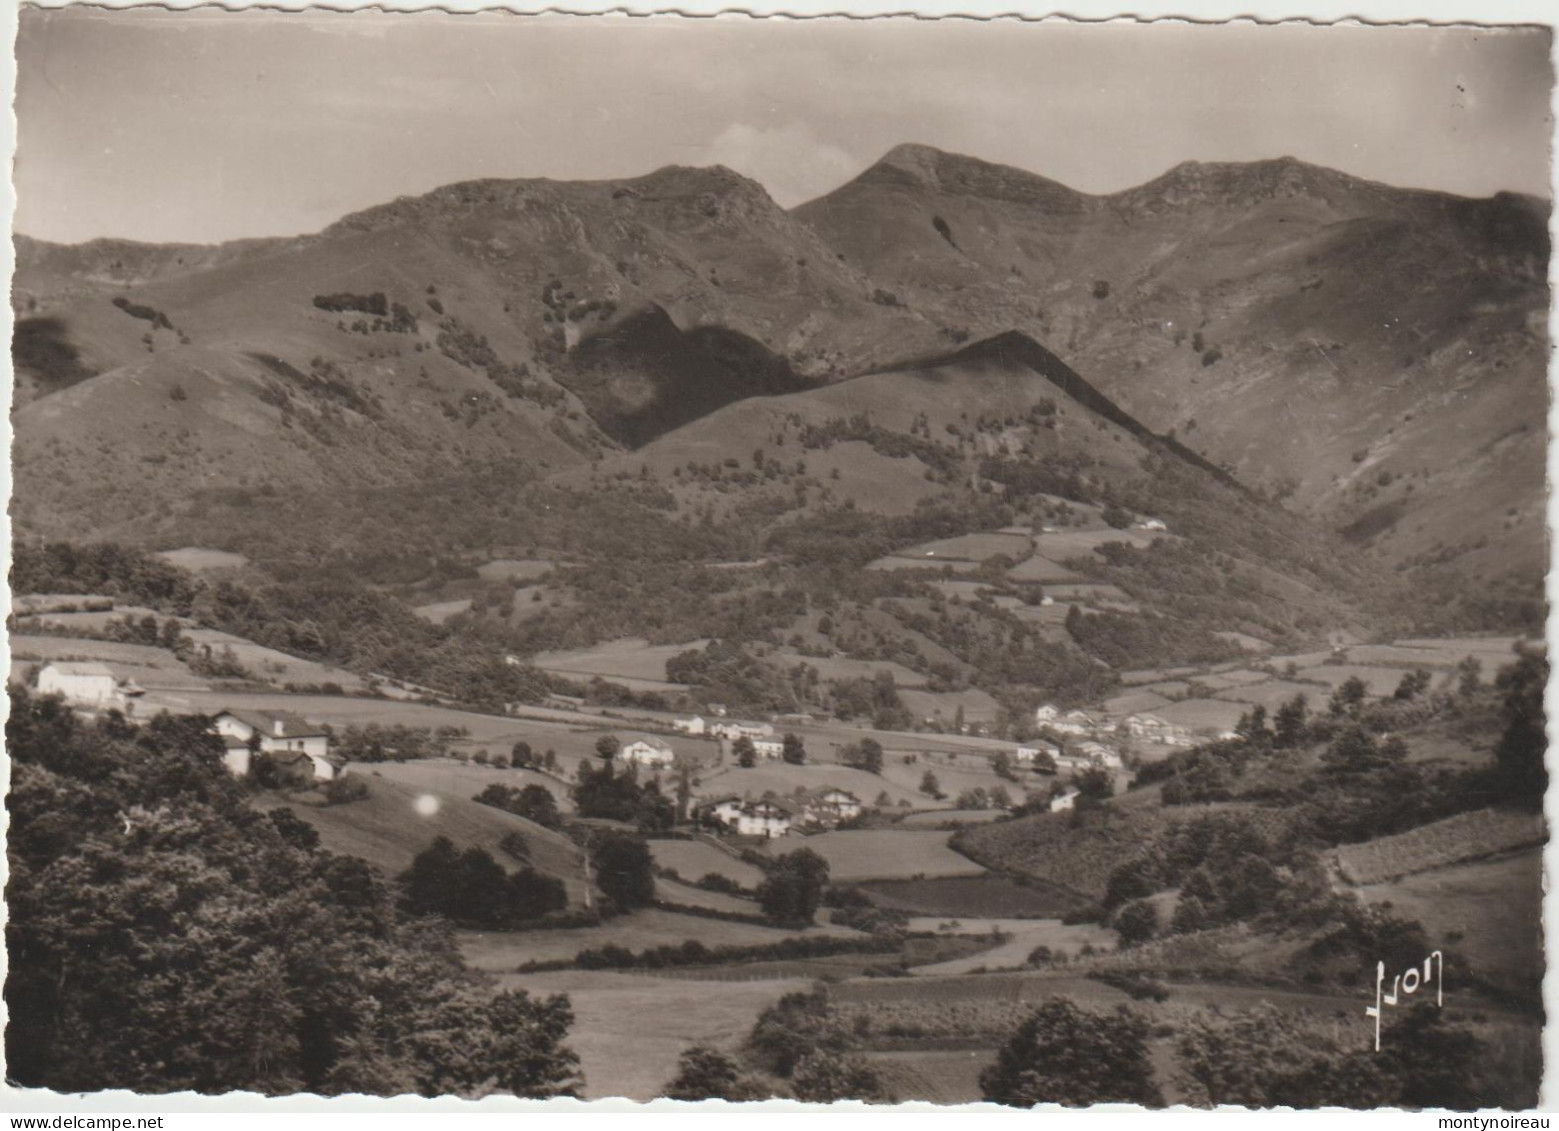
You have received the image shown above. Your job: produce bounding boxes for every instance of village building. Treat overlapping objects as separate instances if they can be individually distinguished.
[213,708,341,780]
[1050,788,1080,813]
[700,796,745,827]
[1034,703,1060,724]
[807,788,862,825]
[620,737,676,768]
[710,720,775,741]
[1121,712,1190,745]
[36,661,144,714]
[735,800,793,839]
[1014,739,1061,767]
[1076,740,1124,769]
[1051,709,1104,736]
[672,715,706,736]
[751,737,785,760]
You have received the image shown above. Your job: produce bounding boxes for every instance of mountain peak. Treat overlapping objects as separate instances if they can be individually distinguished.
[852,143,1087,210]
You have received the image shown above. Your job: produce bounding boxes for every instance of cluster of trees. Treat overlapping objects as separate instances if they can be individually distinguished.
[571,739,675,831]
[756,848,831,924]
[6,688,581,1096]
[744,991,889,1101]
[474,782,563,830]
[334,723,466,762]
[399,836,568,928]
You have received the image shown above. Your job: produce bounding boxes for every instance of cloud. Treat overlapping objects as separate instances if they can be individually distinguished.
[699,121,865,207]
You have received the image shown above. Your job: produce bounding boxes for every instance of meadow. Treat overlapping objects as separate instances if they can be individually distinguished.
[491,968,809,1101]
[764,829,985,882]
[265,771,589,902]
[460,907,860,970]
[534,636,702,687]
[902,917,1116,974]
[648,839,766,887]
[858,876,1077,919]
[1333,807,1546,885]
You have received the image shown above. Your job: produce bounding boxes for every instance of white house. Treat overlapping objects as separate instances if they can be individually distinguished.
[735,800,793,839]
[213,708,340,780]
[1034,704,1060,725]
[1014,739,1061,767]
[1050,710,1104,737]
[1050,789,1080,813]
[702,796,745,827]
[710,720,775,741]
[807,788,862,825]
[1137,518,1168,532]
[621,737,676,768]
[1076,741,1123,769]
[673,715,706,736]
[751,737,785,760]
[37,661,144,714]
[1122,713,1188,745]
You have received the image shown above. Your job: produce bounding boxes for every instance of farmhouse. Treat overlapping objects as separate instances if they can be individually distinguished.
[1121,712,1189,745]
[213,708,340,780]
[751,737,785,760]
[735,800,793,839]
[1050,789,1080,813]
[1050,709,1104,736]
[805,788,862,826]
[621,737,676,768]
[36,661,144,714]
[1034,704,1060,724]
[710,720,775,741]
[1137,518,1168,532]
[1014,739,1061,766]
[1076,741,1123,769]
[672,715,706,736]
[699,796,745,828]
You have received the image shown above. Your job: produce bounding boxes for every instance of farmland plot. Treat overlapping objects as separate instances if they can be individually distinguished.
[903,918,1115,973]
[860,876,1079,920]
[533,637,705,684]
[649,839,766,888]
[865,1050,991,1105]
[491,968,808,1101]
[895,531,1033,562]
[461,908,860,969]
[1333,807,1545,885]
[766,829,985,881]
[11,634,209,690]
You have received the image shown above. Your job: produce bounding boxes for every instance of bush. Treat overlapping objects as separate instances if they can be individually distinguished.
[322,775,369,805]
[980,998,1161,1106]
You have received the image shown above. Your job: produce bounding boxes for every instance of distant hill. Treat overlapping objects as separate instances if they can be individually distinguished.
[797,145,1550,593]
[12,146,1545,630]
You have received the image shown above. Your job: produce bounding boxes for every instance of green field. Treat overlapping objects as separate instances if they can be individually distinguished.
[460,907,860,970]
[369,758,572,805]
[1356,848,1543,992]
[534,637,701,688]
[648,839,765,887]
[264,770,589,902]
[765,829,985,882]
[492,967,806,1101]
[859,875,1078,919]
[904,917,1115,974]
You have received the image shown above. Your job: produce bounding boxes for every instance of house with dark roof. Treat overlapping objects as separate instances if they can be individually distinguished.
[213,707,341,780]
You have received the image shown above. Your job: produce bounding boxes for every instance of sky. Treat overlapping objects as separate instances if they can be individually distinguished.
[14,8,1555,245]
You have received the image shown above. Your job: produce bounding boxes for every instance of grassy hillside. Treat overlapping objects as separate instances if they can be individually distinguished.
[260,771,590,905]
[797,145,1548,605]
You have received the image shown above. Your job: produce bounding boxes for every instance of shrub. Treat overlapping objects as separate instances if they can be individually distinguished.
[322,775,369,806]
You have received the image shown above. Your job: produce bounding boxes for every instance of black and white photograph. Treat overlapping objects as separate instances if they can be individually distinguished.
[4,3,1553,1111]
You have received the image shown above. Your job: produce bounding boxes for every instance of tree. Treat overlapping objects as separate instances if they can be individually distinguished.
[918,770,943,799]
[1101,503,1133,529]
[1273,694,1309,748]
[514,784,562,829]
[594,734,621,763]
[792,1052,889,1102]
[1328,676,1368,717]
[1170,893,1209,934]
[1113,899,1159,947]
[1234,705,1269,743]
[662,1046,766,1102]
[4,688,581,1096]
[781,733,806,765]
[1076,766,1113,802]
[510,741,536,768]
[855,737,884,775]
[953,704,966,733]
[733,735,757,768]
[590,832,655,910]
[980,999,1162,1107]
[1393,669,1433,701]
[757,848,830,924]
[746,991,854,1078]
[1456,656,1484,697]
[1493,644,1548,807]
[992,750,1017,781]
